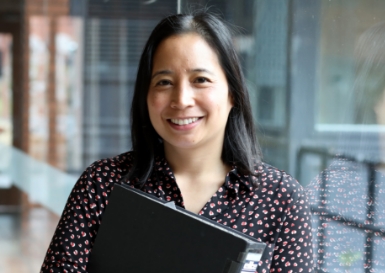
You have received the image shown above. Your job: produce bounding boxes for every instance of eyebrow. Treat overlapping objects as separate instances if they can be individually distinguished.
[151,70,172,79]
[151,68,214,79]
[191,68,214,75]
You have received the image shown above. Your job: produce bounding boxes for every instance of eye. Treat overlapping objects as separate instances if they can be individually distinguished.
[194,77,210,84]
[156,79,172,86]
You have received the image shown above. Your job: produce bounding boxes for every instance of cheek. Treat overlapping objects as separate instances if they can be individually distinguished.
[207,88,232,115]
[205,85,228,102]
[147,93,164,115]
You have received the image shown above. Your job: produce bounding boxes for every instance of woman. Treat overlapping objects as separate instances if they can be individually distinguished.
[41,12,313,273]
[309,21,385,272]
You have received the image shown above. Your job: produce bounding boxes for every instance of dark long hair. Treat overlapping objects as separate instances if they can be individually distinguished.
[129,11,262,186]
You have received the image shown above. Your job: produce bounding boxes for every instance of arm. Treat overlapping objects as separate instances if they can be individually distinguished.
[40,164,107,273]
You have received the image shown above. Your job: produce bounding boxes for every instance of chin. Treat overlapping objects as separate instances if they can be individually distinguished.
[163,139,201,150]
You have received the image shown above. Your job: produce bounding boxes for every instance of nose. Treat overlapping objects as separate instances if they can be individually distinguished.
[170,81,194,109]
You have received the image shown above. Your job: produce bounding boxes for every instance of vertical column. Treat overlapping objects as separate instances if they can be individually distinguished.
[249,0,290,170]
[54,17,84,172]
[47,17,58,167]
[24,0,70,168]
[288,0,321,175]
[15,1,31,153]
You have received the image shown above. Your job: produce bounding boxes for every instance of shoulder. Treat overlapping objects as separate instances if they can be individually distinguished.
[89,151,134,171]
[75,151,135,195]
[86,151,134,178]
[254,162,306,203]
[65,151,136,216]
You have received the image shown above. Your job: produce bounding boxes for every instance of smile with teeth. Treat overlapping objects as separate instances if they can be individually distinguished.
[170,117,199,125]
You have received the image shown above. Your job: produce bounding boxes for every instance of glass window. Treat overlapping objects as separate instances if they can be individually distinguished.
[180,1,385,272]
[1,0,385,272]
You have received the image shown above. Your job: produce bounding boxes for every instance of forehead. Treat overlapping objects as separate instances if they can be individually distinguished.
[152,33,221,69]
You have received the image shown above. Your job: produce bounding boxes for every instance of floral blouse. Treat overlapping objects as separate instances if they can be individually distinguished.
[40,151,314,273]
[308,157,385,272]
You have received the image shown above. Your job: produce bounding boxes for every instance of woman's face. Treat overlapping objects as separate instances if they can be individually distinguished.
[147,33,233,152]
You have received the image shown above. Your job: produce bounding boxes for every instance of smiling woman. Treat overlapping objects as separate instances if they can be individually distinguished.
[130,12,261,187]
[147,33,233,213]
[40,11,314,273]
[148,33,232,153]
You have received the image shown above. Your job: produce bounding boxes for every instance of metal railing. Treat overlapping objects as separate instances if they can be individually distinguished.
[0,143,77,215]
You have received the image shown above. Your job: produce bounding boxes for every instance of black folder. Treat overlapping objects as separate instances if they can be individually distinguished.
[88,184,266,273]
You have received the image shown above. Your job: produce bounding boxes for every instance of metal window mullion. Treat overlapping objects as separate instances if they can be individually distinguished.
[317,169,328,272]
[364,163,377,273]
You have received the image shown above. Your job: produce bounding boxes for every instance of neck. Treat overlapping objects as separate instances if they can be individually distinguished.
[164,144,229,184]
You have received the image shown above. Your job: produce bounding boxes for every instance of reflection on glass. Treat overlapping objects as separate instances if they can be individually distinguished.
[1,0,385,272]
[316,0,385,131]
[309,19,385,272]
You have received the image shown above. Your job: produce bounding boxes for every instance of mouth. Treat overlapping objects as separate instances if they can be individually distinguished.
[169,117,201,126]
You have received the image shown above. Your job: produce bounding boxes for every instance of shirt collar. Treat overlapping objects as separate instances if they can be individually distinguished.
[226,166,255,193]
[154,156,255,193]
